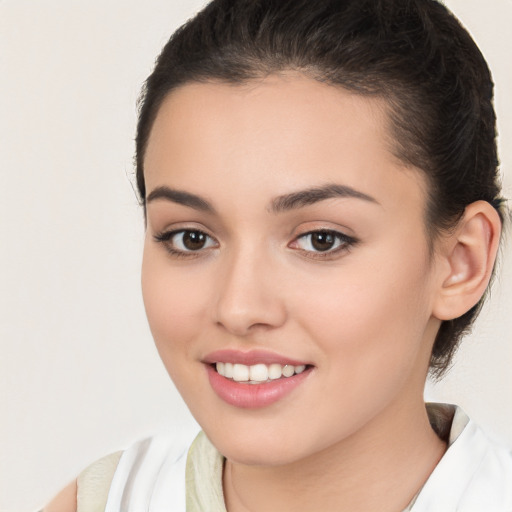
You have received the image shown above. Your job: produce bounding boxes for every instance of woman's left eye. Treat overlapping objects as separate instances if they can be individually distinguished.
[291,230,357,256]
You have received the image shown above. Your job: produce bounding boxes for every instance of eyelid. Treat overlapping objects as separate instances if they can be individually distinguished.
[153,226,219,258]
[288,228,358,259]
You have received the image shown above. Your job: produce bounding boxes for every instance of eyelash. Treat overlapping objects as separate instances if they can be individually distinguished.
[153,229,218,259]
[292,230,358,259]
[153,228,358,260]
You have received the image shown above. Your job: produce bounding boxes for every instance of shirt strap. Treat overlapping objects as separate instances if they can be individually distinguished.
[77,451,123,512]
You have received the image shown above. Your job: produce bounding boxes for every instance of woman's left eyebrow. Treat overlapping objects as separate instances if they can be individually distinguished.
[269,184,379,213]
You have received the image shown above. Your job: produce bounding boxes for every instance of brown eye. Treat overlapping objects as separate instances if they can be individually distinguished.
[292,230,356,256]
[153,229,217,255]
[182,230,208,250]
[310,231,336,251]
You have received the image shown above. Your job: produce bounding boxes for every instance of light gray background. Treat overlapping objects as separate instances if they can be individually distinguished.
[1,1,511,510]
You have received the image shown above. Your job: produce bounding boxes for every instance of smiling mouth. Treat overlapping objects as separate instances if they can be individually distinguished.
[214,362,309,384]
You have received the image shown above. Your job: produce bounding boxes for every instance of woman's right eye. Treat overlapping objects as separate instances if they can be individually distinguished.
[153,229,217,256]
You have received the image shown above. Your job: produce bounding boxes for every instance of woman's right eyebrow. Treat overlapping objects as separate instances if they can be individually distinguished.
[146,186,215,213]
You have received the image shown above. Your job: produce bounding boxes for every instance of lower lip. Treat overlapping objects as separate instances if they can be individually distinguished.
[206,365,312,409]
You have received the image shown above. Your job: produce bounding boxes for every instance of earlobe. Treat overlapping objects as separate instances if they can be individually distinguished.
[433,201,502,321]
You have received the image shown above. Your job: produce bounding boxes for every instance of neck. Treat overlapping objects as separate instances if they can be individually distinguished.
[223,398,447,512]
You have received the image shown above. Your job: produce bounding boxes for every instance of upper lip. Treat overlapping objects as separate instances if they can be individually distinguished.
[203,349,310,367]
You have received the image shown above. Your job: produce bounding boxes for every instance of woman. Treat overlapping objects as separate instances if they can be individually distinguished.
[45,0,511,510]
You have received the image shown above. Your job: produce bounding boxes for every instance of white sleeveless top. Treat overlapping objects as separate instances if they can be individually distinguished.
[92,404,512,511]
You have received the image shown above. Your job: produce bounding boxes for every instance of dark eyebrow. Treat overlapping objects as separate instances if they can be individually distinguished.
[270,183,379,213]
[146,183,377,214]
[146,186,215,213]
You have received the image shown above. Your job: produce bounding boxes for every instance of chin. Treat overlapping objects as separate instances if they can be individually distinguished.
[200,419,324,468]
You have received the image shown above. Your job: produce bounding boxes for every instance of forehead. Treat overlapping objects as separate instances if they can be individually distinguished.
[143,74,428,218]
[146,73,392,167]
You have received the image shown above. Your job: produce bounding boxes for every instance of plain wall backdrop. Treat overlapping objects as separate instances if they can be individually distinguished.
[1,1,511,510]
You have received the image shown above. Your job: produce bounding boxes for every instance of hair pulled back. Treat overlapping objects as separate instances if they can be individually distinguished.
[135,0,504,378]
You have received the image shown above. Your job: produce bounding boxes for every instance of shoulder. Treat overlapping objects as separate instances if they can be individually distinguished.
[77,451,123,511]
[415,405,512,511]
[106,428,200,510]
[444,422,512,509]
[42,428,200,512]
[463,426,512,506]
[42,480,77,512]
[108,428,199,512]
[42,451,122,512]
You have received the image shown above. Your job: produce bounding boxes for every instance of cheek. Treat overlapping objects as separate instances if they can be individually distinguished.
[292,247,434,375]
[277,255,435,446]
[141,244,208,363]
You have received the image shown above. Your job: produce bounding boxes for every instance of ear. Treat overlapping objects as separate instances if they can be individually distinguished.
[432,201,502,321]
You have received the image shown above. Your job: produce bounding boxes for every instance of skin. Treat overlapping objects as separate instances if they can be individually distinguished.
[44,73,501,512]
[141,74,448,512]
[43,480,76,512]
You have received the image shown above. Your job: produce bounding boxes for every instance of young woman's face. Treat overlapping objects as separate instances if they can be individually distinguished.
[141,75,444,466]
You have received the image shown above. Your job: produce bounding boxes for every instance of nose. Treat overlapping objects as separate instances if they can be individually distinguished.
[213,246,287,336]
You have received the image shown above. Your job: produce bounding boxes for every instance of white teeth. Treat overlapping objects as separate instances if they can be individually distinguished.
[224,362,234,378]
[282,365,294,378]
[232,363,250,382]
[249,364,269,382]
[268,363,282,380]
[215,362,307,382]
